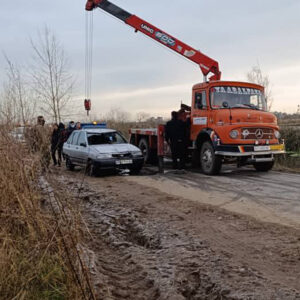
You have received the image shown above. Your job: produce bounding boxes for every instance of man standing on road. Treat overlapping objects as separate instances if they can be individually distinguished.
[57,123,66,166]
[165,111,187,170]
[50,123,59,166]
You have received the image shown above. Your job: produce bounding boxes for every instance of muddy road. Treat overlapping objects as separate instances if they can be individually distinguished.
[129,165,300,229]
[49,167,300,299]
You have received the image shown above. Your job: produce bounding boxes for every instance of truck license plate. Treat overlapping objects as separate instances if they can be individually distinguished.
[254,146,270,152]
[116,159,133,165]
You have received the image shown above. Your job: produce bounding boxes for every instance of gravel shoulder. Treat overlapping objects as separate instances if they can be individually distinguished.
[49,168,300,299]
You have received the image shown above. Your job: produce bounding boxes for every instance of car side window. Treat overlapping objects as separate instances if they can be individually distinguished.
[195,91,207,109]
[77,132,86,146]
[67,132,73,144]
[71,132,79,145]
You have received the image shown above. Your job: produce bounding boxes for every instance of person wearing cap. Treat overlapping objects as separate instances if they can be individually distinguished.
[66,121,76,139]
[75,122,81,130]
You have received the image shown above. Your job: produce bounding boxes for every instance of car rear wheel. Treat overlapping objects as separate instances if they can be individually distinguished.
[66,156,75,171]
[253,161,274,172]
[200,141,222,175]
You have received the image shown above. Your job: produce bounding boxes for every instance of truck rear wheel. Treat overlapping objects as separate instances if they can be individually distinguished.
[253,161,274,172]
[138,138,157,164]
[200,141,222,175]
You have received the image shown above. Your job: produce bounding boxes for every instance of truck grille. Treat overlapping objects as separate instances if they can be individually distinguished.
[241,128,274,140]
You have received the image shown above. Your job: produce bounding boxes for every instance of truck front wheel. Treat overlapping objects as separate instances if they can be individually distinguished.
[253,161,274,172]
[138,138,157,164]
[200,141,222,175]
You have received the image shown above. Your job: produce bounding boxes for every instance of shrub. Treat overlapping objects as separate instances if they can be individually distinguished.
[280,126,300,153]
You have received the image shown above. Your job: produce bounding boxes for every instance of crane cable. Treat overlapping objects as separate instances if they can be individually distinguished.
[85,11,94,115]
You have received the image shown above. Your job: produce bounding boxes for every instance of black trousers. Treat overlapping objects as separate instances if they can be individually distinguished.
[57,145,63,165]
[170,140,186,169]
[51,144,57,165]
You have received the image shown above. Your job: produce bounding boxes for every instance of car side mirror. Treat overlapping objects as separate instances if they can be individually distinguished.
[80,142,87,147]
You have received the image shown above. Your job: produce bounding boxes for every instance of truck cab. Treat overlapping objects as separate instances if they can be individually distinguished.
[191,81,285,174]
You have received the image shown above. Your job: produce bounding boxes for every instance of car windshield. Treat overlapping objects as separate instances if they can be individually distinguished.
[210,86,267,111]
[87,132,127,145]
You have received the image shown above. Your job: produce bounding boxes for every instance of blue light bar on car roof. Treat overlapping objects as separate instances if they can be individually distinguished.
[81,122,107,129]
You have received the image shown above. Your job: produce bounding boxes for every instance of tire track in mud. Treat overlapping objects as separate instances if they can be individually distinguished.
[50,170,300,300]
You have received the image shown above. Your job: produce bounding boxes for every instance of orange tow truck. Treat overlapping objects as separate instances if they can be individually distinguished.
[86,0,285,174]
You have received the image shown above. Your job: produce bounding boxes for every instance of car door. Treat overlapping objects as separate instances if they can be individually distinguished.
[76,132,89,165]
[64,131,77,159]
[69,131,80,163]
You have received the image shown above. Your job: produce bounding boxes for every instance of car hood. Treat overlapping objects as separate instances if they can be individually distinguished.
[91,143,140,154]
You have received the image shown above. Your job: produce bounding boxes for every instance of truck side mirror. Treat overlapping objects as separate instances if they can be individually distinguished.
[80,142,87,147]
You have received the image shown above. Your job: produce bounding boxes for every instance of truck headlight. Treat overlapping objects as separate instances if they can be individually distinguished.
[131,151,142,157]
[96,153,111,159]
[229,130,239,139]
[241,129,250,138]
[274,130,281,139]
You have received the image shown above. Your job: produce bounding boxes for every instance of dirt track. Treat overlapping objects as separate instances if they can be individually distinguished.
[128,166,300,229]
[49,167,300,299]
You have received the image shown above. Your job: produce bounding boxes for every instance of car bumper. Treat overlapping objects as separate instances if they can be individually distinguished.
[215,144,285,162]
[94,156,144,170]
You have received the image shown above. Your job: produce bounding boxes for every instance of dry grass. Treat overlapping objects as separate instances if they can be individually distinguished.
[0,126,95,299]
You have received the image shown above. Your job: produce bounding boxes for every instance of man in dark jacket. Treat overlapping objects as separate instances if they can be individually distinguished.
[57,123,66,166]
[50,123,59,166]
[165,111,187,169]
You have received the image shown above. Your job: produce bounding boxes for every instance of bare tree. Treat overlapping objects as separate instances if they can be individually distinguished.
[247,64,273,111]
[104,107,131,124]
[0,56,36,125]
[0,88,16,125]
[30,27,74,123]
[136,111,150,123]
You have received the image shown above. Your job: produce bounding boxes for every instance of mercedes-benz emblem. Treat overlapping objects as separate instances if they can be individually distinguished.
[255,129,264,139]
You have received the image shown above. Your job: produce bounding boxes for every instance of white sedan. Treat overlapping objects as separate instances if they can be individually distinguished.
[63,128,144,175]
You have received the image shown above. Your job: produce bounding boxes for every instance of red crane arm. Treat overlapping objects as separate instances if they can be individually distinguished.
[86,0,221,81]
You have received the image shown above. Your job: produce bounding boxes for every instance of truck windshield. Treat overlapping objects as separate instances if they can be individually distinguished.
[210,86,267,111]
[87,132,127,145]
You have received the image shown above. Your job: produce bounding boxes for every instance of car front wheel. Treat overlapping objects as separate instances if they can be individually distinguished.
[86,160,98,176]
[66,156,75,171]
[129,167,142,175]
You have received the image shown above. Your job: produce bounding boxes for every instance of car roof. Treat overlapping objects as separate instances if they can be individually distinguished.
[80,128,117,134]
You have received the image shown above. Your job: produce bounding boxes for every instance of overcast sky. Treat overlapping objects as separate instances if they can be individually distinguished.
[1,0,300,120]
